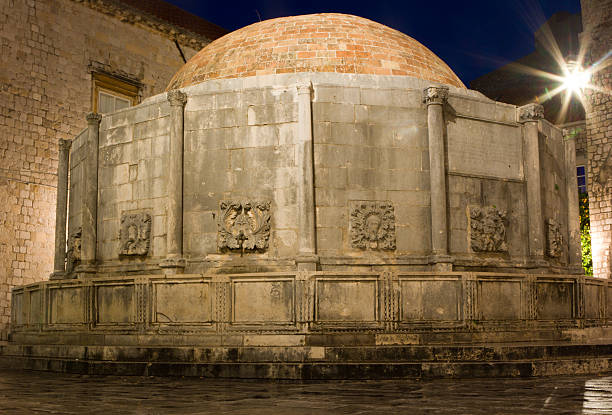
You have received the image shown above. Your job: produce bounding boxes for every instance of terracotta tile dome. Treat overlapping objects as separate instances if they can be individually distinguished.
[166,13,465,90]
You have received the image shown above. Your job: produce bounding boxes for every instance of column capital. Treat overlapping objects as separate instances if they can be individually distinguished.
[423,86,449,106]
[86,112,102,124]
[58,138,72,152]
[517,103,544,123]
[296,81,312,96]
[167,90,187,107]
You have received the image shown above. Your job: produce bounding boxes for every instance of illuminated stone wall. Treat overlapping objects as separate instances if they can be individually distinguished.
[582,0,612,278]
[0,0,214,336]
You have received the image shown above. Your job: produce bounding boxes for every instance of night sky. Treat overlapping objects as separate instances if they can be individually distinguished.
[165,0,581,85]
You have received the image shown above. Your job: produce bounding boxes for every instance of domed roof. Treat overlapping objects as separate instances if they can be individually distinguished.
[166,13,465,90]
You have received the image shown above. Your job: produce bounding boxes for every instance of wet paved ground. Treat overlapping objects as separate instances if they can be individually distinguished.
[1,370,612,414]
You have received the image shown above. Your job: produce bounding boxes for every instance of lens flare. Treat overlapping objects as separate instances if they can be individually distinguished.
[562,64,591,95]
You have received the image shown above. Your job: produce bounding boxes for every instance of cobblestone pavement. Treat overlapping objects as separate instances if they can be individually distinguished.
[1,370,612,414]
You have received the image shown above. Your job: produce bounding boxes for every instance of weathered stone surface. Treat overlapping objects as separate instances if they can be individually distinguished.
[316,279,378,322]
[400,278,461,321]
[447,120,523,180]
[153,281,212,324]
[48,286,85,325]
[232,279,294,324]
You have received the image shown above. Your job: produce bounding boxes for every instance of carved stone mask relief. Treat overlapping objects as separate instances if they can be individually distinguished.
[120,212,151,256]
[350,201,396,250]
[218,200,271,252]
[546,218,564,258]
[66,227,81,272]
[469,206,508,253]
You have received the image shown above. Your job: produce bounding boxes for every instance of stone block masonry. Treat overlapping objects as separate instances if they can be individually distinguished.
[58,71,579,278]
[582,0,612,278]
[0,0,212,332]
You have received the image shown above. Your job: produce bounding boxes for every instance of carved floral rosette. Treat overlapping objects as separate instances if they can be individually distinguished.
[119,212,151,256]
[66,227,81,272]
[469,206,508,253]
[350,200,396,250]
[218,200,271,252]
[546,218,564,258]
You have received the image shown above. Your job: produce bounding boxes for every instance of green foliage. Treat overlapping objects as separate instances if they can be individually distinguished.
[579,192,593,276]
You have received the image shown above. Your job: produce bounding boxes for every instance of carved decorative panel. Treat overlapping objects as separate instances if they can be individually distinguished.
[350,201,396,250]
[232,278,294,324]
[316,279,378,322]
[546,218,564,258]
[66,227,81,272]
[469,206,508,252]
[120,212,151,256]
[153,281,212,324]
[218,200,271,252]
[49,286,85,325]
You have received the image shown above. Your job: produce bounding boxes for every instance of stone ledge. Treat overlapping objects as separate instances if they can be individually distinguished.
[4,342,612,364]
[0,355,610,380]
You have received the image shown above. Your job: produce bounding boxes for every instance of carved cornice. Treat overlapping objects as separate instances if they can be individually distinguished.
[167,90,187,107]
[423,86,449,106]
[58,139,72,152]
[86,112,102,124]
[517,103,544,123]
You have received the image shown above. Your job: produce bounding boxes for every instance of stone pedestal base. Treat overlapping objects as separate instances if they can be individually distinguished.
[430,255,453,272]
[160,257,186,275]
[296,254,319,271]
[49,271,68,281]
[73,263,96,277]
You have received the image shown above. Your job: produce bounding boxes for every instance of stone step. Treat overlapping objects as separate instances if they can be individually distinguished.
[8,328,575,347]
[3,342,612,364]
[1,355,611,380]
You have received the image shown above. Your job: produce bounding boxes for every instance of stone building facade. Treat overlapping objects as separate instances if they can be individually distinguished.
[583,0,612,278]
[0,0,226,336]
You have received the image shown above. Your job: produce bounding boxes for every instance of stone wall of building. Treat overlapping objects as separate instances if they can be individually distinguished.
[96,101,172,269]
[312,85,430,259]
[0,0,204,333]
[582,0,612,278]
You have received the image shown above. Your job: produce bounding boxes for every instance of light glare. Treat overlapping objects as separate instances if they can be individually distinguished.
[562,66,590,94]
